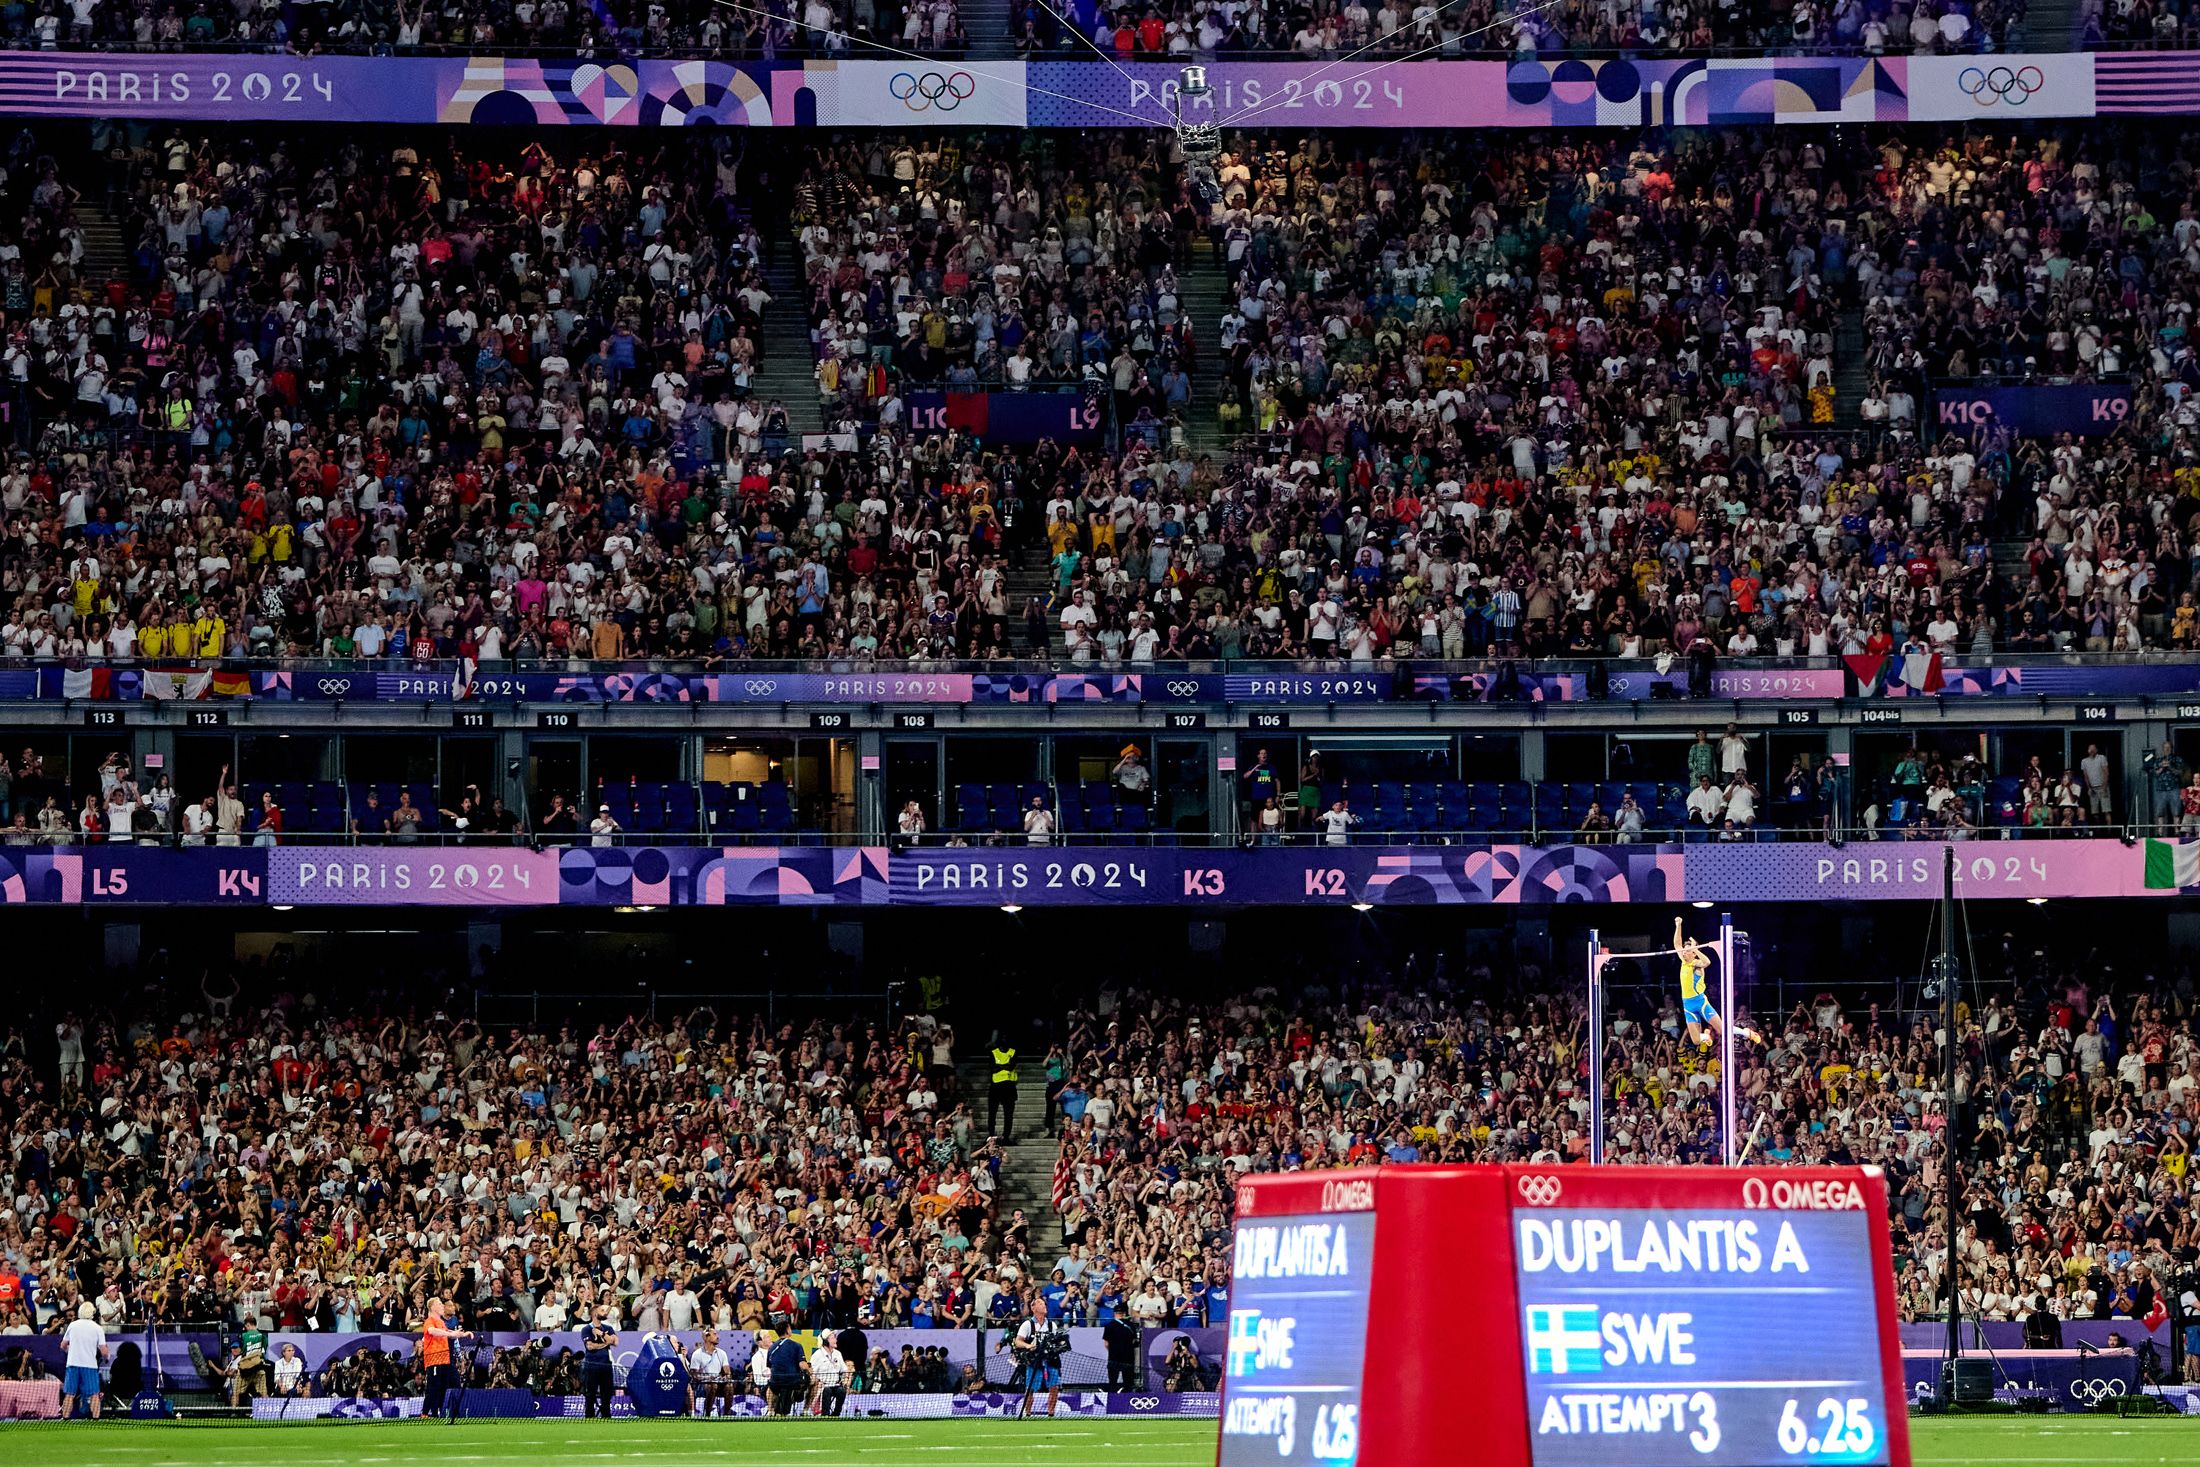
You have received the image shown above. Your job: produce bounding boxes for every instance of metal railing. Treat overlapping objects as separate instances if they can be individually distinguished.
[6,649,2197,678]
[17,819,2157,849]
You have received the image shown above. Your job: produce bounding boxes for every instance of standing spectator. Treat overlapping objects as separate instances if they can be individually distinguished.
[1719,724,1750,782]
[253,792,282,848]
[213,768,244,847]
[2144,743,2186,833]
[1022,795,1055,846]
[2080,743,2113,826]
[60,1301,104,1420]
[1315,799,1360,847]
[988,1035,1019,1142]
[1686,731,1718,788]
[590,804,622,846]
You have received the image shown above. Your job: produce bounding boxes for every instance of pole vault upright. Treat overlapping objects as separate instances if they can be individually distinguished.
[1587,927,1605,1164]
[1718,910,1737,1166]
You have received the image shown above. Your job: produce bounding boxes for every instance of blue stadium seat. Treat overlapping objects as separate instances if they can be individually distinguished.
[664,784,698,835]
[1532,783,1564,827]
[1117,803,1151,835]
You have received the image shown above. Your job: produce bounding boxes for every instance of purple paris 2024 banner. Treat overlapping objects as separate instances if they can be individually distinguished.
[0,51,2167,131]
[0,840,2180,907]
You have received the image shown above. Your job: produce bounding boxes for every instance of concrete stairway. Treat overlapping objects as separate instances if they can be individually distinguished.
[1180,238,1236,455]
[957,1052,1068,1263]
[1830,304,1871,429]
[958,0,1018,58]
[2015,0,2090,48]
[748,250,819,435]
[74,200,131,292]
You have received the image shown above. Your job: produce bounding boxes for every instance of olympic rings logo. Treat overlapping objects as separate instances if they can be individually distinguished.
[316,678,352,695]
[1517,1174,1563,1206]
[1958,65,2045,106]
[889,71,976,112]
[1165,680,1203,697]
[743,679,778,696]
[1127,1396,1162,1410]
[2067,1377,2126,1404]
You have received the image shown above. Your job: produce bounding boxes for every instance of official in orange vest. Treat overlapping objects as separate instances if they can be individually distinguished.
[418,1296,473,1424]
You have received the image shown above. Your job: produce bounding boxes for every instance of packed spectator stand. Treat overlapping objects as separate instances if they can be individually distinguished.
[5,118,2200,690]
[0,971,1013,1362]
[1042,944,2191,1345]
[0,932,2184,1397]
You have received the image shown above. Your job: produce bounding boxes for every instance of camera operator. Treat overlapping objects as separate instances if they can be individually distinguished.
[1011,1298,1069,1420]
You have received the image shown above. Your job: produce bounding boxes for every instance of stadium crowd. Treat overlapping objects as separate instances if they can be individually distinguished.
[1,929,2180,1382]
[1043,942,2192,1338]
[0,974,1021,1353]
[1,118,2199,672]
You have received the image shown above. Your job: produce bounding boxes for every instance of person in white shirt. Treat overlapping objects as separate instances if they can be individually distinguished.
[748,1338,773,1404]
[62,1301,107,1418]
[1023,796,1056,846]
[809,1335,849,1417]
[272,1342,308,1397]
[1723,776,1759,828]
[689,1328,734,1417]
[1315,800,1361,847]
[1686,775,1726,826]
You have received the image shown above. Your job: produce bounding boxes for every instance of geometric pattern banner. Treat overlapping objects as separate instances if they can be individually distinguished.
[0,51,2170,129]
[0,840,2184,906]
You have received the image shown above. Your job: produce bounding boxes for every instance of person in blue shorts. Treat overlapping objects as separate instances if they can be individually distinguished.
[1675,917,1762,1049]
[62,1301,107,1419]
[1012,1298,1067,1419]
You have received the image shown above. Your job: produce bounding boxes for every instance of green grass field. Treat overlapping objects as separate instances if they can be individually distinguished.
[0,1415,2192,1467]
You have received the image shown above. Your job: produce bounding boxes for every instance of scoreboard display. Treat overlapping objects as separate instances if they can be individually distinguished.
[1220,1166,1909,1467]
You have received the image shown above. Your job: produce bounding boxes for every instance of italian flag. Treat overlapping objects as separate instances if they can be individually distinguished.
[2143,838,2200,890]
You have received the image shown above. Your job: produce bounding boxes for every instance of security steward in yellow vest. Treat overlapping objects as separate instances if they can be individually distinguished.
[988,1039,1019,1141]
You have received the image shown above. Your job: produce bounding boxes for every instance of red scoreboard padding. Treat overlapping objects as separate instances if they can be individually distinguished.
[1218,1165,1911,1467]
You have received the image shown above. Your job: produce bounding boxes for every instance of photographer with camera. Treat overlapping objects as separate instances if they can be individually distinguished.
[1010,1297,1069,1420]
